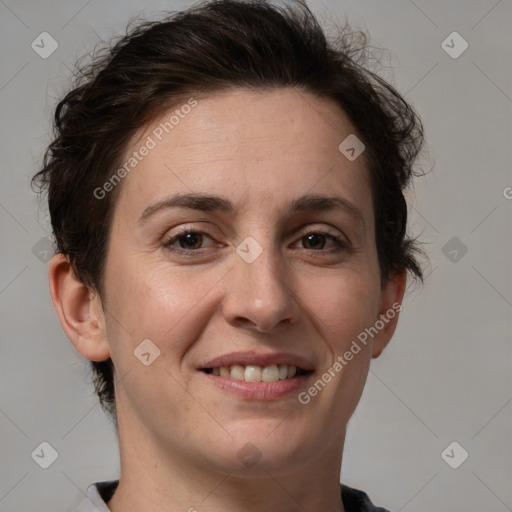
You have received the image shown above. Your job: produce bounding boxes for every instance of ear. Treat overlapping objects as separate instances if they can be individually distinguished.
[371,270,407,359]
[48,253,111,361]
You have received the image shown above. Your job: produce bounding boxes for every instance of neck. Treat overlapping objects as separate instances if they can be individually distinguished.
[107,412,347,512]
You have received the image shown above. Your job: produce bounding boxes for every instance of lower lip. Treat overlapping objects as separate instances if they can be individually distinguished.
[200,371,312,400]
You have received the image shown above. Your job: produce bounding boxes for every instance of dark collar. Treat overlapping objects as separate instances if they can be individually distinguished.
[94,480,391,512]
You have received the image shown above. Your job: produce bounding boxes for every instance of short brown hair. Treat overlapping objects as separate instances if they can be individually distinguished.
[32,0,426,427]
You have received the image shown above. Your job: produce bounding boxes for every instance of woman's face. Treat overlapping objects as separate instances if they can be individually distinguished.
[98,87,403,476]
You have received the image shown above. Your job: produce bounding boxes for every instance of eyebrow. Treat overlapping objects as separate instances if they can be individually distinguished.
[137,193,366,233]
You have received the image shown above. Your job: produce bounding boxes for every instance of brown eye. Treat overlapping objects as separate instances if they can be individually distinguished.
[176,232,203,250]
[301,233,327,250]
[296,231,347,252]
[163,230,215,253]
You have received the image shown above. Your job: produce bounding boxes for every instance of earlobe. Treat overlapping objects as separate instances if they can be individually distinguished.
[48,253,111,361]
[371,270,407,359]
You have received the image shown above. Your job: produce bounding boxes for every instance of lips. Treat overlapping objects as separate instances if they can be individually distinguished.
[197,351,314,389]
[198,351,315,372]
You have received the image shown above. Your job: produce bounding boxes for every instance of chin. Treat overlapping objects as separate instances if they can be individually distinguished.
[201,420,313,475]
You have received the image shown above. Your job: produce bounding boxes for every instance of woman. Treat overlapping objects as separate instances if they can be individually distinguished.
[32,0,425,510]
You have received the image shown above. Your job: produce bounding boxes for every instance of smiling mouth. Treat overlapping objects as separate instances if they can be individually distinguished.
[202,364,312,383]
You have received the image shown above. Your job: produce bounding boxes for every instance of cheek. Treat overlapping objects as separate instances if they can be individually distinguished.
[302,269,381,345]
[104,254,219,359]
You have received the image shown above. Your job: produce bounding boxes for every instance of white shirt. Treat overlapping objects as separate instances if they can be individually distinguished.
[74,479,390,511]
[74,480,118,512]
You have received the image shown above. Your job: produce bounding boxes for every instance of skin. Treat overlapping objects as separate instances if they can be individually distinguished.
[49,87,405,512]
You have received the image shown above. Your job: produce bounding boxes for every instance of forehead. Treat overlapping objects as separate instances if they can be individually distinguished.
[113,87,372,224]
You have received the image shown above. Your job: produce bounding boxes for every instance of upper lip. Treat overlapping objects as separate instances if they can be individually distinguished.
[198,351,315,371]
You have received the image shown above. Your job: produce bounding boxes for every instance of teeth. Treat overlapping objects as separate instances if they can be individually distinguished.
[230,365,245,381]
[261,365,279,382]
[244,365,262,382]
[211,364,301,382]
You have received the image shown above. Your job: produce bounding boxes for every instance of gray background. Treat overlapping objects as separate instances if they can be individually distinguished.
[1,0,511,511]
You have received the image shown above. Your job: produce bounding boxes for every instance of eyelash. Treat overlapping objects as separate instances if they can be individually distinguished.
[162,228,350,256]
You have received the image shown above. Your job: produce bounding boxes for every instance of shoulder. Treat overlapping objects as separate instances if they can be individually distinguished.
[341,483,392,512]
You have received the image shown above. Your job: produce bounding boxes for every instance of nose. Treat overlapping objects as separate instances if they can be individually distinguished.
[221,241,300,333]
